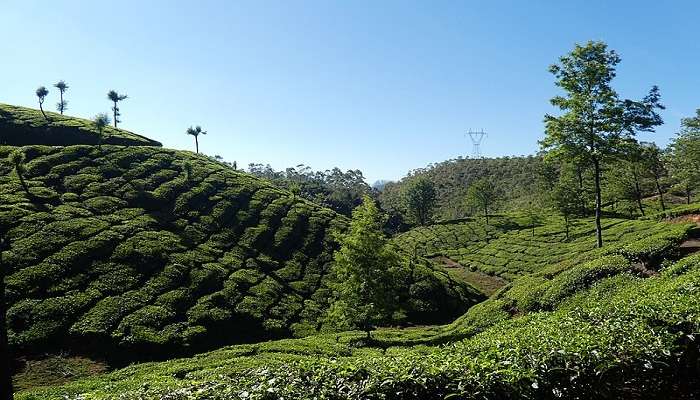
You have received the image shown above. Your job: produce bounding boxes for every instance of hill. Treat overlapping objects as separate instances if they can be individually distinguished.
[17,214,700,399]
[379,156,542,222]
[0,109,478,363]
[0,104,161,147]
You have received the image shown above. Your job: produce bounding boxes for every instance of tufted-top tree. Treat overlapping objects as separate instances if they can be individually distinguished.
[541,41,663,248]
[35,86,49,120]
[107,90,128,128]
[186,125,207,154]
[54,80,69,114]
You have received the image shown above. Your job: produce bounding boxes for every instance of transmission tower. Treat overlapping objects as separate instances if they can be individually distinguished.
[466,129,487,158]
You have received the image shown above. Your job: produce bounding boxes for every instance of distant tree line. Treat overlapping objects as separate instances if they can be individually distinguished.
[247,163,372,216]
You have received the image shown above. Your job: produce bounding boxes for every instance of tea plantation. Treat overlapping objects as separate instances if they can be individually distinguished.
[0,104,161,147]
[0,111,479,363]
[16,215,700,399]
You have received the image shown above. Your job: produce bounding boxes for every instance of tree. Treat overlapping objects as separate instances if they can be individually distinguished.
[620,140,646,216]
[551,169,581,240]
[326,196,401,338]
[541,41,663,248]
[0,234,12,400]
[465,177,497,224]
[93,113,111,148]
[107,90,128,128]
[186,126,207,154]
[402,177,436,226]
[668,110,700,204]
[640,142,667,211]
[54,80,68,114]
[35,86,49,120]
[9,150,28,194]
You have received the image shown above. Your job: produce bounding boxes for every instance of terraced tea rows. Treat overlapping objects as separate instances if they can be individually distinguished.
[0,144,476,360]
[0,104,161,147]
[19,218,700,399]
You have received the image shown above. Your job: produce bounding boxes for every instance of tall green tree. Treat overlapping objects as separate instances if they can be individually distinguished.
[0,234,12,400]
[9,150,28,194]
[402,177,436,226]
[621,140,646,215]
[640,142,667,211]
[93,113,111,148]
[35,86,49,120]
[54,80,68,114]
[326,196,401,338]
[541,41,663,247]
[186,126,207,154]
[668,110,700,204]
[107,90,128,128]
[465,177,497,224]
[551,168,581,240]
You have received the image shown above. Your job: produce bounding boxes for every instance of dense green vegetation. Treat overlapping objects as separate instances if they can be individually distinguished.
[15,215,700,399]
[0,139,475,365]
[0,104,160,147]
[379,156,542,222]
[247,163,372,217]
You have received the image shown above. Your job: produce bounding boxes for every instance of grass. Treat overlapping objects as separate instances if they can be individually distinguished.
[1,144,477,365]
[0,103,161,147]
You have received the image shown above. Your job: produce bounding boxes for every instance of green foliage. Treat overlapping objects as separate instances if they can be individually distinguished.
[0,104,160,146]
[18,241,700,400]
[464,177,498,223]
[379,156,543,221]
[541,41,664,248]
[325,196,403,335]
[0,144,471,361]
[401,176,436,225]
[248,163,372,217]
[667,110,700,204]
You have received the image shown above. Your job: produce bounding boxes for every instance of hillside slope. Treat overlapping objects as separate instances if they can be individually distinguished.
[0,144,477,360]
[380,156,542,221]
[0,104,161,147]
[19,217,700,399]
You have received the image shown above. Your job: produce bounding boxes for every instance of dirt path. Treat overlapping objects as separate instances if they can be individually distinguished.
[435,256,508,297]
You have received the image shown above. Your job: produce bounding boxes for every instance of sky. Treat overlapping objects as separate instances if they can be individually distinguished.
[1,1,699,183]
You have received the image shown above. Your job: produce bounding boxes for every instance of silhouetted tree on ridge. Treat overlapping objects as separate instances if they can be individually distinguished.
[35,86,49,120]
[54,80,69,114]
[107,90,128,128]
[186,125,207,154]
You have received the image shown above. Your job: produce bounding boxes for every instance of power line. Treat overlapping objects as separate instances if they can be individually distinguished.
[466,129,487,158]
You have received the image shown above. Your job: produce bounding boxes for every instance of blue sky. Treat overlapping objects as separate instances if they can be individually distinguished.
[2,1,699,183]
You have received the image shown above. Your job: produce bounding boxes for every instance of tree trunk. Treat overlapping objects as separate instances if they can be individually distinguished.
[113,102,118,128]
[593,157,603,248]
[634,177,645,216]
[654,176,665,211]
[0,238,14,400]
[577,166,586,215]
[59,92,64,114]
[39,102,47,120]
[195,137,199,154]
